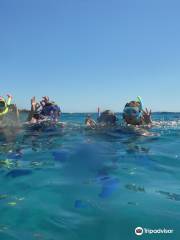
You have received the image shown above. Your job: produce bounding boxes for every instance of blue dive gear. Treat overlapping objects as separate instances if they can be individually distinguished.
[41,104,61,120]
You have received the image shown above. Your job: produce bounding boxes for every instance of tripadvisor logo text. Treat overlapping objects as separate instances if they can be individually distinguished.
[135,227,174,236]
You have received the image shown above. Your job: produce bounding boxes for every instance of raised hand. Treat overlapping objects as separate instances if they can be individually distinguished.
[142,108,152,124]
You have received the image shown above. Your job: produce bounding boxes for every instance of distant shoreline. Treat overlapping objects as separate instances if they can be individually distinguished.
[18,110,180,114]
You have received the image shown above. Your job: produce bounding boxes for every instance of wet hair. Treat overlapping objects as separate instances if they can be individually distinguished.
[98,110,117,124]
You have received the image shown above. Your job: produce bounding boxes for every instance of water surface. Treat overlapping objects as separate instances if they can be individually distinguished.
[0,113,180,240]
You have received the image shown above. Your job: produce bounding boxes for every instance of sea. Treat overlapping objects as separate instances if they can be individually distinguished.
[0,112,180,240]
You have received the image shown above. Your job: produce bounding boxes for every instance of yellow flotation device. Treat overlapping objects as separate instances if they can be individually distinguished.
[0,96,12,116]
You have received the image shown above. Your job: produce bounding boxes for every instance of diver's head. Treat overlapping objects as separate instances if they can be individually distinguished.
[123,101,142,125]
[98,110,117,125]
[0,98,6,113]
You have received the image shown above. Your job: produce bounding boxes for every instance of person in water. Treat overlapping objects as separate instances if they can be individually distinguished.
[123,97,152,126]
[0,94,13,120]
[97,110,118,126]
[27,96,61,123]
[85,115,97,129]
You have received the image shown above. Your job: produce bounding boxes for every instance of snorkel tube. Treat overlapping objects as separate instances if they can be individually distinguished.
[136,96,143,111]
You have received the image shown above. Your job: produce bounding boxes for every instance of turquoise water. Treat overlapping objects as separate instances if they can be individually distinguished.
[0,113,180,240]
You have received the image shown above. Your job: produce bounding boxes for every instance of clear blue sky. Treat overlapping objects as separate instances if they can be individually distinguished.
[0,0,180,112]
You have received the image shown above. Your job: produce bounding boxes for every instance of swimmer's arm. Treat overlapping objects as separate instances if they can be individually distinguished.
[27,97,36,121]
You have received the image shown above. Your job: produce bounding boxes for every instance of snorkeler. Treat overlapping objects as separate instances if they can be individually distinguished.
[27,96,61,123]
[85,115,97,129]
[123,96,152,126]
[97,110,118,126]
[0,94,13,120]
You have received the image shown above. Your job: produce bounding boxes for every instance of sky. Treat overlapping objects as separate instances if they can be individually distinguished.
[0,0,180,112]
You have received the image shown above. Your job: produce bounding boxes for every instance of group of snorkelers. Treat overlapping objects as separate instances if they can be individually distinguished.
[85,96,152,129]
[0,95,61,125]
[0,94,152,128]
